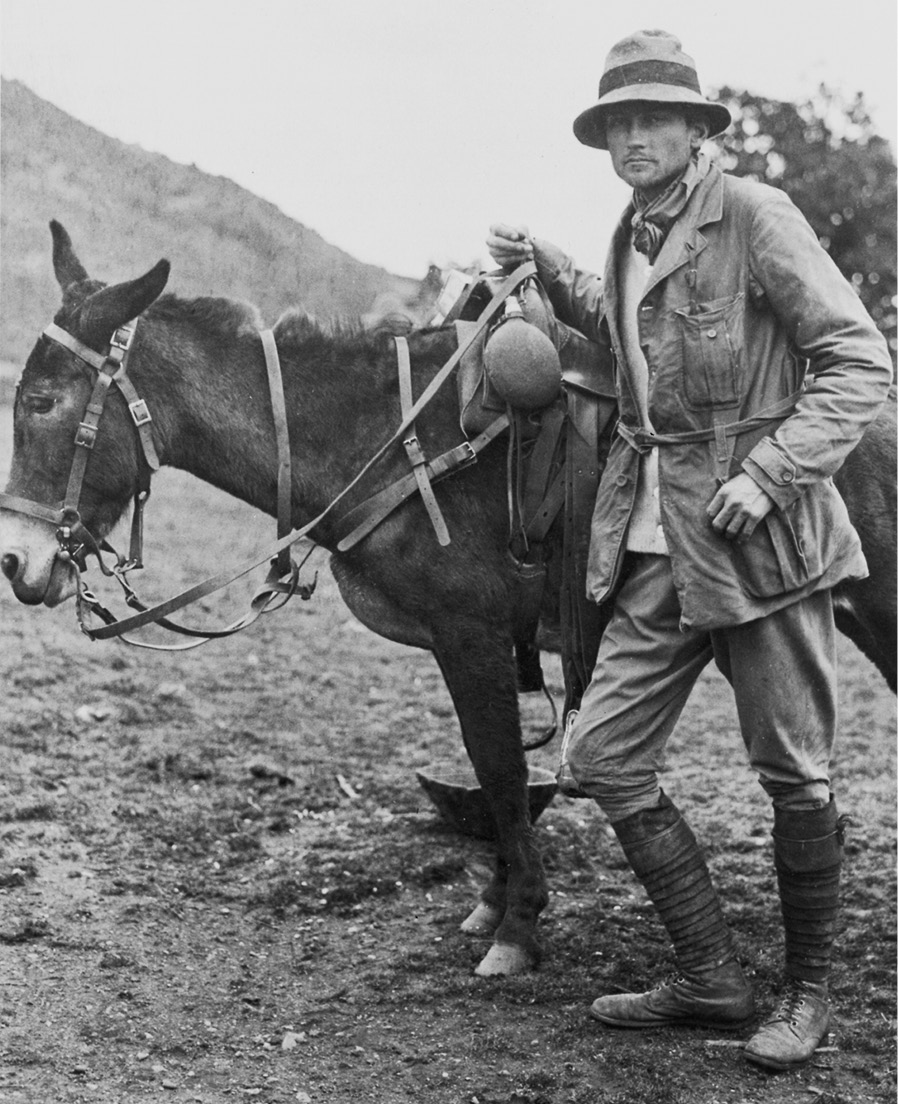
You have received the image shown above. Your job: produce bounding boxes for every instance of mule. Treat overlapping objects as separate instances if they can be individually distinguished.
[0,224,895,978]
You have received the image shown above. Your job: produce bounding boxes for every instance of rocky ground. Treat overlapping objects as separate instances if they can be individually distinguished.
[0,417,895,1104]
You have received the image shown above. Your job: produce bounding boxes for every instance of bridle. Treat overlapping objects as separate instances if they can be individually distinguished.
[0,319,159,576]
[0,262,536,649]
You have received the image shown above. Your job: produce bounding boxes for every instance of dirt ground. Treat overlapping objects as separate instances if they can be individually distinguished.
[0,398,895,1104]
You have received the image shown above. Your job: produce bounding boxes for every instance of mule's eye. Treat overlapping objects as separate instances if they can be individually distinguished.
[23,394,57,415]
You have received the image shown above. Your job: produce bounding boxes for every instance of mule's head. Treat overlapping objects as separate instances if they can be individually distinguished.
[0,221,169,606]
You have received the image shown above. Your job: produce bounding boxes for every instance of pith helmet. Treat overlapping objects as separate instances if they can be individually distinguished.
[573,29,732,150]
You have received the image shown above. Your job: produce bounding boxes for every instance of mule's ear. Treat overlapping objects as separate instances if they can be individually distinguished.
[50,220,90,290]
[80,260,171,345]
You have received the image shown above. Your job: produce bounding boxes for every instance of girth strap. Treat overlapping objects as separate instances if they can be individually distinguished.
[396,335,451,546]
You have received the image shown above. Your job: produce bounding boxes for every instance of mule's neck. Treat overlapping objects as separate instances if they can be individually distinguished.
[134,306,416,536]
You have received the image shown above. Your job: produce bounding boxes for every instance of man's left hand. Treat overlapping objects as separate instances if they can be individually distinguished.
[707,472,775,542]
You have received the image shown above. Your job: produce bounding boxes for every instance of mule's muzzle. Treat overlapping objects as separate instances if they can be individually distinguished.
[1,549,45,605]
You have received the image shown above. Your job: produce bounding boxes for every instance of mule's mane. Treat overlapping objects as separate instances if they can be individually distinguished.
[274,307,442,361]
[145,294,440,361]
[150,293,264,339]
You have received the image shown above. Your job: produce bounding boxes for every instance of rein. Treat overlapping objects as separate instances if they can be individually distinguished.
[2,262,536,649]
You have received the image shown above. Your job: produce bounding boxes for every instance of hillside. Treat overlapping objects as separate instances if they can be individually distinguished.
[0,79,424,364]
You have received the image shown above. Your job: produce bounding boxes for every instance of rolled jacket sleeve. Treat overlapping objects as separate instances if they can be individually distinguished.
[532,238,604,343]
[741,192,893,507]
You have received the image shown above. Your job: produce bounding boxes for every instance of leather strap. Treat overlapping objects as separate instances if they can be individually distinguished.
[396,335,450,546]
[0,493,65,526]
[560,388,617,717]
[617,391,802,452]
[43,322,108,371]
[335,415,509,552]
[260,328,295,577]
[65,362,116,508]
[519,404,566,546]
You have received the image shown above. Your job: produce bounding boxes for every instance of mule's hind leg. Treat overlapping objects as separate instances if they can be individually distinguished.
[834,580,897,692]
[432,616,549,976]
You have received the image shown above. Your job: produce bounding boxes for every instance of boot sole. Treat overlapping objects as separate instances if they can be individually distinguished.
[743,1033,830,1072]
[590,1008,753,1031]
[744,1048,813,1071]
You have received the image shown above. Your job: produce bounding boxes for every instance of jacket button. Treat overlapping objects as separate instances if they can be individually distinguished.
[781,470,795,483]
[615,475,628,486]
[705,328,718,338]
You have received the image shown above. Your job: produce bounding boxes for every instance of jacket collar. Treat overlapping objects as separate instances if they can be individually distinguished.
[604,163,726,307]
[602,164,726,412]
[645,164,724,294]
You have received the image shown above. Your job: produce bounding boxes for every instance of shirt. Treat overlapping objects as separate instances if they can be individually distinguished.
[619,238,668,555]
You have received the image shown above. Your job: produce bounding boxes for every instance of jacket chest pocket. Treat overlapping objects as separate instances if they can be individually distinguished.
[675,293,744,410]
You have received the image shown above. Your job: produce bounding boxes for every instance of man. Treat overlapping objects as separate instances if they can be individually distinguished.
[487,29,892,1072]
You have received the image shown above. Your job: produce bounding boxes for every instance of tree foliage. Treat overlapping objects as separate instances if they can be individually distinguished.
[710,85,896,359]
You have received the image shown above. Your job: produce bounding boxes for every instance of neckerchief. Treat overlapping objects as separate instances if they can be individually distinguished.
[631,153,710,263]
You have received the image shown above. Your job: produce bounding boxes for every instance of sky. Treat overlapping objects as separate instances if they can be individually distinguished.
[1,0,895,279]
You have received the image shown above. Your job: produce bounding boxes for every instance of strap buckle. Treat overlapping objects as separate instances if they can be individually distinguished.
[457,441,477,468]
[110,324,135,353]
[403,434,426,467]
[129,398,153,427]
[106,324,136,370]
[75,421,98,449]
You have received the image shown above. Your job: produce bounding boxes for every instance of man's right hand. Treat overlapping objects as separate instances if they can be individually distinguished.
[486,223,534,269]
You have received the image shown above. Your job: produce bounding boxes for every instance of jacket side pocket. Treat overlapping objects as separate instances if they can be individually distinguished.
[732,511,809,597]
[731,481,851,599]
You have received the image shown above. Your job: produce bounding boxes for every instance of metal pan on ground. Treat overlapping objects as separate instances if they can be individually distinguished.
[416,761,557,839]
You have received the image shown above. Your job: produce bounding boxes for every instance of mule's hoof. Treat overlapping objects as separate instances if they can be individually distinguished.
[460,902,502,937]
[475,942,535,977]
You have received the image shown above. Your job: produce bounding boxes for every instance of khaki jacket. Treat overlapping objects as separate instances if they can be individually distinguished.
[534,164,893,630]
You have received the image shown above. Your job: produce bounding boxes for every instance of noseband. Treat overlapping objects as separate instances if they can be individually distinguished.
[0,319,160,574]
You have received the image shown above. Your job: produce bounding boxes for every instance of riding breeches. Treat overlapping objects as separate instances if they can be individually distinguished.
[565,553,837,822]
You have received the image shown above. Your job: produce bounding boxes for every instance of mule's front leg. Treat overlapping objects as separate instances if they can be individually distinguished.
[433,619,549,975]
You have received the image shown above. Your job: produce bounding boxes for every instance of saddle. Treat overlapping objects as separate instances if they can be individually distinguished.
[335,270,618,721]
[451,274,618,716]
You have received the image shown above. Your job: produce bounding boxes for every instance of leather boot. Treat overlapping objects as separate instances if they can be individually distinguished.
[744,799,843,1071]
[590,793,753,1029]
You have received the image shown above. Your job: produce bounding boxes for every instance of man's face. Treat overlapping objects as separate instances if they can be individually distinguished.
[605,104,708,197]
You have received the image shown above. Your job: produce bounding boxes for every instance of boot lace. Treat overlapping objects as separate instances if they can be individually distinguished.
[766,981,807,1028]
[648,972,688,995]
